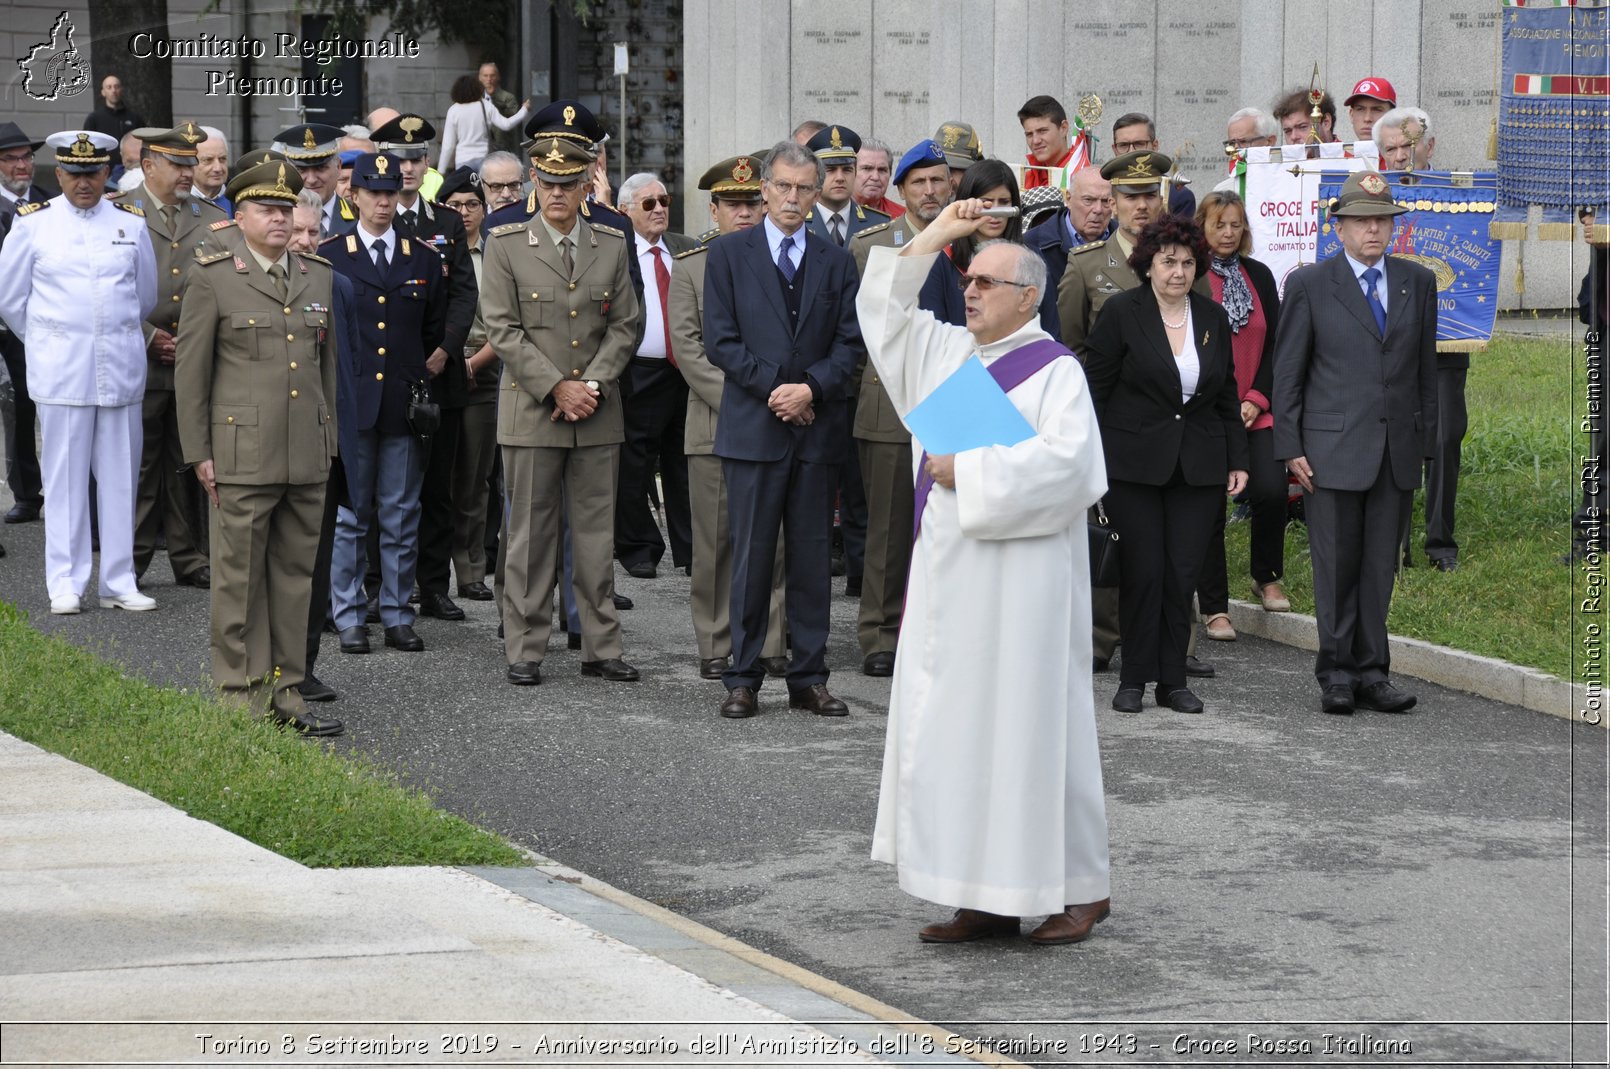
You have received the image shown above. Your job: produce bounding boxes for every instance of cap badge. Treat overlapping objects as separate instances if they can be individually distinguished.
[1360,173,1387,195]
[70,133,95,157]
[302,128,317,150]
[732,158,753,183]
[563,105,576,127]
[829,127,843,149]
[545,138,565,165]
[940,126,960,149]
[273,163,291,194]
[179,122,202,144]
[1126,154,1153,177]
[399,116,423,143]
[375,155,389,175]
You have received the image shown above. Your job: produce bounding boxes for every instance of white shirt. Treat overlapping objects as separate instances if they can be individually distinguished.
[763,215,804,275]
[0,186,19,206]
[0,196,158,406]
[1174,303,1200,403]
[634,233,672,359]
[1344,250,1389,314]
[819,203,850,242]
[358,225,396,267]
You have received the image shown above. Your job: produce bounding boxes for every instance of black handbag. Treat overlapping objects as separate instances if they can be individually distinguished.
[1088,499,1120,587]
[406,379,440,441]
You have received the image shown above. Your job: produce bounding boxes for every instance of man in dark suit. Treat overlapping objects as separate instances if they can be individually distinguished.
[320,152,448,655]
[1022,164,1113,305]
[1273,169,1437,716]
[0,121,50,525]
[703,140,863,719]
[614,171,697,578]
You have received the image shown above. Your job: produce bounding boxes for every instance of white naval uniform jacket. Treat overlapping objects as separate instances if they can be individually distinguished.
[0,196,158,407]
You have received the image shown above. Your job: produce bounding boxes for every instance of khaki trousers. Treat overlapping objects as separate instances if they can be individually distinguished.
[856,439,913,657]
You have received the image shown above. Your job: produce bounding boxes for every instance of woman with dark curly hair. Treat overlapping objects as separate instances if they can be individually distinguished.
[951,159,1061,339]
[438,73,530,173]
[1082,215,1249,715]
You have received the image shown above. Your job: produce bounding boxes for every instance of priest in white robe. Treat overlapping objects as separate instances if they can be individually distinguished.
[857,199,1112,946]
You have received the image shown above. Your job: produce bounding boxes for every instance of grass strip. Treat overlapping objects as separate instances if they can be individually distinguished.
[1225,333,1573,681]
[0,601,527,869]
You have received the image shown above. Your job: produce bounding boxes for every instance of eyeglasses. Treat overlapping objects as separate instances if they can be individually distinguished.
[1111,139,1154,154]
[442,199,482,213]
[0,152,32,165]
[482,180,522,194]
[633,195,672,210]
[766,181,819,196]
[958,271,1029,293]
[1224,136,1268,151]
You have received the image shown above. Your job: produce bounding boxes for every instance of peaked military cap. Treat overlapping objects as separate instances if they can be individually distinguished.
[129,121,206,163]
[805,125,860,164]
[698,155,763,198]
[523,100,607,146]
[371,114,435,159]
[229,148,290,184]
[226,157,303,206]
[47,130,116,172]
[350,152,403,192]
[1101,149,1172,194]
[528,136,594,183]
[271,123,345,164]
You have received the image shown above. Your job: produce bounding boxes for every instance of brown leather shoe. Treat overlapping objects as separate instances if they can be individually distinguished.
[918,908,1020,943]
[1027,898,1111,946]
[720,686,758,719]
[789,683,848,716]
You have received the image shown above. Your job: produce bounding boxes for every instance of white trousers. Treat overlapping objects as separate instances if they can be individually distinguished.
[37,402,142,600]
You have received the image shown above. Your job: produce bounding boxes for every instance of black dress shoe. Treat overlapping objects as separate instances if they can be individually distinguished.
[1355,680,1417,712]
[844,576,862,597]
[623,560,656,579]
[612,592,634,610]
[581,658,639,681]
[789,683,848,716]
[759,656,789,678]
[567,632,582,650]
[299,676,339,703]
[1185,655,1215,678]
[3,503,40,524]
[457,580,494,601]
[1156,685,1205,714]
[384,624,424,651]
[721,686,758,718]
[863,651,895,677]
[338,626,371,654]
[365,596,381,625]
[1321,683,1355,715]
[699,656,730,680]
[418,591,465,620]
[506,660,542,686]
[1431,556,1459,573]
[179,566,211,589]
[269,707,344,737]
[1111,687,1143,713]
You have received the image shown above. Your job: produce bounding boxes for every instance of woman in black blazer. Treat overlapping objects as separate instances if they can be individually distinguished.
[1193,191,1289,633]
[1083,216,1249,715]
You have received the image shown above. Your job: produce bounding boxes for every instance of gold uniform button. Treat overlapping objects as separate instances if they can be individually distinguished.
[289,361,298,370]
[283,307,292,314]
[377,347,386,356]
[569,310,578,318]
[570,339,580,348]
[567,283,576,291]
[247,318,256,325]
[290,389,299,398]
[170,242,178,250]
[226,416,235,424]
[170,267,180,276]
[171,295,179,302]
[377,296,386,304]
[531,292,539,298]
[375,372,384,380]
[286,334,295,341]
[602,290,609,297]
[571,368,581,375]
[377,321,385,330]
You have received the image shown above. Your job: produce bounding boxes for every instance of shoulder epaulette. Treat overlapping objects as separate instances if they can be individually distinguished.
[296,251,332,266]
[1070,240,1106,255]
[209,218,236,231]
[114,202,145,217]
[850,222,891,241]
[860,204,891,220]
[194,249,233,265]
[586,222,625,238]
[673,245,708,260]
[489,222,528,238]
[15,201,48,216]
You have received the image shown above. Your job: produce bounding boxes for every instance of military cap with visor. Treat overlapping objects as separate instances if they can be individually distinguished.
[129,121,206,163]
[804,125,861,164]
[371,114,435,160]
[523,100,608,147]
[1101,149,1172,194]
[699,154,763,199]
[528,136,594,184]
[349,152,404,192]
[271,123,345,164]
[47,130,117,172]
[226,157,303,207]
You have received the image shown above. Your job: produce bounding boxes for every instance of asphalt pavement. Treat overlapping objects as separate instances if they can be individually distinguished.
[0,495,1605,1066]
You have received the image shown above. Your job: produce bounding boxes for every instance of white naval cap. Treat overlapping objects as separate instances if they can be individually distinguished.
[47,130,117,172]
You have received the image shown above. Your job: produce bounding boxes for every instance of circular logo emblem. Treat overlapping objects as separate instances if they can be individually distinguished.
[1360,174,1387,195]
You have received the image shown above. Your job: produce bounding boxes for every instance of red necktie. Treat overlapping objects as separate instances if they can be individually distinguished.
[650,246,676,367]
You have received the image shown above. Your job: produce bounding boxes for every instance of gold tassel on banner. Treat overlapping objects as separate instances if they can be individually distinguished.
[1515,260,1526,295]
[1485,117,1498,162]
[1489,220,1529,240]
[1437,340,1489,353]
[1538,222,1578,241]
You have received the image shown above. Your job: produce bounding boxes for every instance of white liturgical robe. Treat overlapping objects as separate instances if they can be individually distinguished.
[857,246,1111,917]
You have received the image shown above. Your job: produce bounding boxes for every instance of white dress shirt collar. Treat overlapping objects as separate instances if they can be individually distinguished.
[1343,250,1388,311]
[763,215,805,267]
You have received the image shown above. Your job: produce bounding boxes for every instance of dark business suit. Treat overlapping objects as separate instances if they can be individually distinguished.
[0,185,51,513]
[704,221,862,690]
[1272,253,1437,690]
[1084,286,1248,691]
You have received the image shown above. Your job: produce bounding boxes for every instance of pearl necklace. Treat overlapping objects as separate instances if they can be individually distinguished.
[1160,305,1189,330]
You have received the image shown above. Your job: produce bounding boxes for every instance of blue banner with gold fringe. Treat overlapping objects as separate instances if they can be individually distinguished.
[1495,0,1609,239]
[1317,171,1501,351]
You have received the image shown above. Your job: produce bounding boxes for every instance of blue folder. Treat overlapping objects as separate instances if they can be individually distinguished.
[903,355,1036,455]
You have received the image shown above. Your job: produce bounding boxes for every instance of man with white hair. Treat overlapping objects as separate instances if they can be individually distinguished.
[478,151,525,212]
[857,197,1111,946]
[1215,107,1278,192]
[191,126,230,213]
[1374,107,1435,172]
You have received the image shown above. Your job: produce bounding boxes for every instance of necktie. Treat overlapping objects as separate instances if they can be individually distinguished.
[372,238,390,275]
[267,262,288,303]
[829,214,844,246]
[159,204,177,232]
[1362,266,1387,336]
[561,236,574,278]
[778,235,796,282]
[650,246,675,366]
[398,209,416,234]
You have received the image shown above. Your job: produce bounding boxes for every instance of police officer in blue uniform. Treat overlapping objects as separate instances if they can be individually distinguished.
[320,152,448,654]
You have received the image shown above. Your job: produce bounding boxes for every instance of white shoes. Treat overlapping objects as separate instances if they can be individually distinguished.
[49,594,81,615]
[99,591,157,612]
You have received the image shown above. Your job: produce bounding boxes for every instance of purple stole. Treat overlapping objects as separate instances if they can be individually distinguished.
[912,337,1074,540]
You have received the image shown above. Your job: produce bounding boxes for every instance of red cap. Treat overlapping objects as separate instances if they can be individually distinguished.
[1345,77,1397,107]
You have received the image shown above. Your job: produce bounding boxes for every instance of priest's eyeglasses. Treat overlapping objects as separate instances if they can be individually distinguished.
[959,271,1029,293]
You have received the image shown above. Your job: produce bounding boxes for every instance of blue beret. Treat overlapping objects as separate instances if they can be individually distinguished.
[893,140,949,186]
[338,149,364,167]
